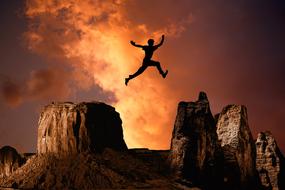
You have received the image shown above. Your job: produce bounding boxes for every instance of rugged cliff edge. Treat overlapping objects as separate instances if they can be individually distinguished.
[0,94,284,190]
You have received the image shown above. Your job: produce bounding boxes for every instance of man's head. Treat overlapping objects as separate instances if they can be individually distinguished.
[148,39,154,46]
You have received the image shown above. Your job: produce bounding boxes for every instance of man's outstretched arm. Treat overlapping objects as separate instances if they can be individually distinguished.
[156,35,165,47]
[130,41,143,48]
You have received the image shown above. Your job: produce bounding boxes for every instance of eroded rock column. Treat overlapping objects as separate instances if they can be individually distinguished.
[169,92,223,188]
[256,131,285,190]
[216,105,257,190]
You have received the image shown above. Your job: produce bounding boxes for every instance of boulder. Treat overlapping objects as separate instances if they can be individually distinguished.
[0,146,23,177]
[216,105,258,190]
[37,102,127,156]
[168,92,223,189]
[256,131,285,190]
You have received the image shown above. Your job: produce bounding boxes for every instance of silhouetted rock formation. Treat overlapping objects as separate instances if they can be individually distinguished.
[38,102,127,156]
[256,131,285,190]
[168,92,223,189]
[216,105,258,190]
[0,96,284,190]
[0,146,23,178]
[1,102,186,190]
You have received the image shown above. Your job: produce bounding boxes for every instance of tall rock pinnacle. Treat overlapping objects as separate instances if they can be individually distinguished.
[168,92,223,189]
[216,105,258,190]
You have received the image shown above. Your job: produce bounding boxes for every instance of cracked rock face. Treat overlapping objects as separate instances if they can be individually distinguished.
[256,131,285,190]
[168,92,223,189]
[37,102,127,156]
[216,105,257,190]
[0,146,23,177]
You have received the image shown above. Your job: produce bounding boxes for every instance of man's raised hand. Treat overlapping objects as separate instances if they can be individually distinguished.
[130,41,136,45]
[155,35,165,47]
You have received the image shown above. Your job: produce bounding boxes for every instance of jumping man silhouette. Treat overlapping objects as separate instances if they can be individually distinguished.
[125,35,168,86]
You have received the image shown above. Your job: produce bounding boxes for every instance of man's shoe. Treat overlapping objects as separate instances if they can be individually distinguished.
[125,78,129,86]
[162,70,168,78]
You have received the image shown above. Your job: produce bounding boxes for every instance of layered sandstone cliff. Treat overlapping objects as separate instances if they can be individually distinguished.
[37,102,127,156]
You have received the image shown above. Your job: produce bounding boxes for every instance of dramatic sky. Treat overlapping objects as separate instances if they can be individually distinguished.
[1,0,285,153]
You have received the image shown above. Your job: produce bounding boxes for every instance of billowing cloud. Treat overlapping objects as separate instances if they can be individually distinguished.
[1,68,73,107]
[23,0,192,149]
[26,68,73,101]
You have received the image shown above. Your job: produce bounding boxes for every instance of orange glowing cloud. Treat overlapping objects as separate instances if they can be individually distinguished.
[24,0,192,149]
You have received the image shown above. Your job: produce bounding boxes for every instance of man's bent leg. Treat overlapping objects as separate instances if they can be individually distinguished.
[125,64,148,85]
[150,60,168,78]
[129,65,148,79]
